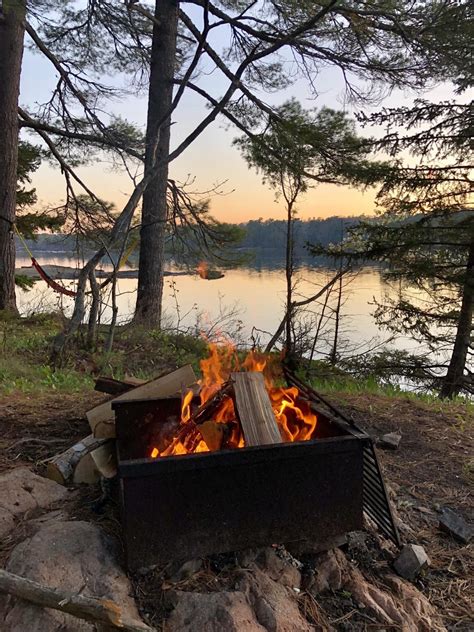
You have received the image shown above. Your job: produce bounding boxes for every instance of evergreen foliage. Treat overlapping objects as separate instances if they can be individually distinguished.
[310,95,473,397]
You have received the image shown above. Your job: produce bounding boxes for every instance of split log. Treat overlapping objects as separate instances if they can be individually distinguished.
[231,372,282,446]
[47,435,113,485]
[94,376,146,396]
[72,453,101,485]
[90,441,118,479]
[87,365,197,439]
[0,568,154,631]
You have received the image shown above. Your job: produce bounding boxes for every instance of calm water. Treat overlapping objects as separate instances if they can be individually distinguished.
[16,252,430,359]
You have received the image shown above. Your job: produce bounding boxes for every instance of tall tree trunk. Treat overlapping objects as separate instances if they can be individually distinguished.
[439,241,474,399]
[0,0,26,313]
[134,0,179,326]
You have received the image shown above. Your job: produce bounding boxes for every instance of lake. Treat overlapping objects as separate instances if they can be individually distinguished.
[16,252,427,361]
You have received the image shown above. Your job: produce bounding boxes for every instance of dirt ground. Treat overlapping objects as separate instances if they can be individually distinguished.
[0,387,472,630]
[337,393,474,629]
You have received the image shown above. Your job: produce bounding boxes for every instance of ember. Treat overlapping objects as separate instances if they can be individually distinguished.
[149,343,317,459]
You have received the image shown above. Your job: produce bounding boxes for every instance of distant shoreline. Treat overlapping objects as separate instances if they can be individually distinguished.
[16,264,190,281]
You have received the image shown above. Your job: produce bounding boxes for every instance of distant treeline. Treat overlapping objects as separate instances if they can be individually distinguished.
[236,216,362,257]
[16,215,363,262]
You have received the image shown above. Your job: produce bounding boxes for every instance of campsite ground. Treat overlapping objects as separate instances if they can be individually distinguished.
[0,315,472,629]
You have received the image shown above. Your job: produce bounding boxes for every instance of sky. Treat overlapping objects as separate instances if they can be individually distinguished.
[19,11,458,224]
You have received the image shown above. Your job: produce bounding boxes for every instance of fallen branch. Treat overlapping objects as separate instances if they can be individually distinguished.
[0,569,154,631]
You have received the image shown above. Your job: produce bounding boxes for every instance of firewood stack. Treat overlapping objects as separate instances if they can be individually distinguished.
[47,365,198,485]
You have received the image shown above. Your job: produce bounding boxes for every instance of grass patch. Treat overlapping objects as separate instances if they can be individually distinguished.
[1,315,472,418]
[301,360,474,412]
[0,357,93,394]
[0,315,209,394]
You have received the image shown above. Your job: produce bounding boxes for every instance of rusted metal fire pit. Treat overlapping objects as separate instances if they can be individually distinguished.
[114,371,399,571]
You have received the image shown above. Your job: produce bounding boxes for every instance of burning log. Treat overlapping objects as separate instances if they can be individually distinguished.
[47,435,114,485]
[231,372,282,446]
[191,381,233,426]
[197,419,226,451]
[144,346,320,458]
[152,383,234,457]
[0,569,154,631]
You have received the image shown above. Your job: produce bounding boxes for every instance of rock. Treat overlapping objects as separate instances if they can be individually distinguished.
[304,549,349,595]
[377,432,402,450]
[238,567,313,632]
[0,508,15,539]
[166,590,266,631]
[439,507,473,544]
[384,575,447,632]
[347,530,370,550]
[0,468,68,538]
[254,547,302,589]
[0,520,145,632]
[393,544,430,580]
[345,566,446,632]
[236,548,261,568]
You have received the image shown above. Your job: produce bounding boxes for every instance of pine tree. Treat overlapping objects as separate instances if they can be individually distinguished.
[236,100,389,358]
[0,0,27,312]
[312,98,473,397]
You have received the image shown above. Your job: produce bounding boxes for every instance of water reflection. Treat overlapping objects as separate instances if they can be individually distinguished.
[16,253,420,355]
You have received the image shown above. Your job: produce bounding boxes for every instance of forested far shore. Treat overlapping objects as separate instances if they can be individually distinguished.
[15,215,361,260]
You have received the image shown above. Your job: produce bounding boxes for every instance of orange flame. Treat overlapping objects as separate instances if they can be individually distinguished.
[150,342,317,458]
[196,261,209,279]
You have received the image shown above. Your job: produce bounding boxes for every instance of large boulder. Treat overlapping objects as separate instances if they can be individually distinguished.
[165,552,314,632]
[0,468,68,538]
[0,520,145,632]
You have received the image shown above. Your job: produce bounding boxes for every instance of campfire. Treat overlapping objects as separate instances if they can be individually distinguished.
[45,347,401,570]
[148,343,318,459]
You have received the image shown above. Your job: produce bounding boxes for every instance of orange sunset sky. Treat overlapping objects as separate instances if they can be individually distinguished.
[20,30,455,224]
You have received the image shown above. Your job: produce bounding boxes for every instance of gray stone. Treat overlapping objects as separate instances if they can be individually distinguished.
[285,533,347,558]
[378,432,402,450]
[439,507,473,544]
[393,544,430,580]
[347,530,370,552]
[0,468,68,538]
[0,520,145,632]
